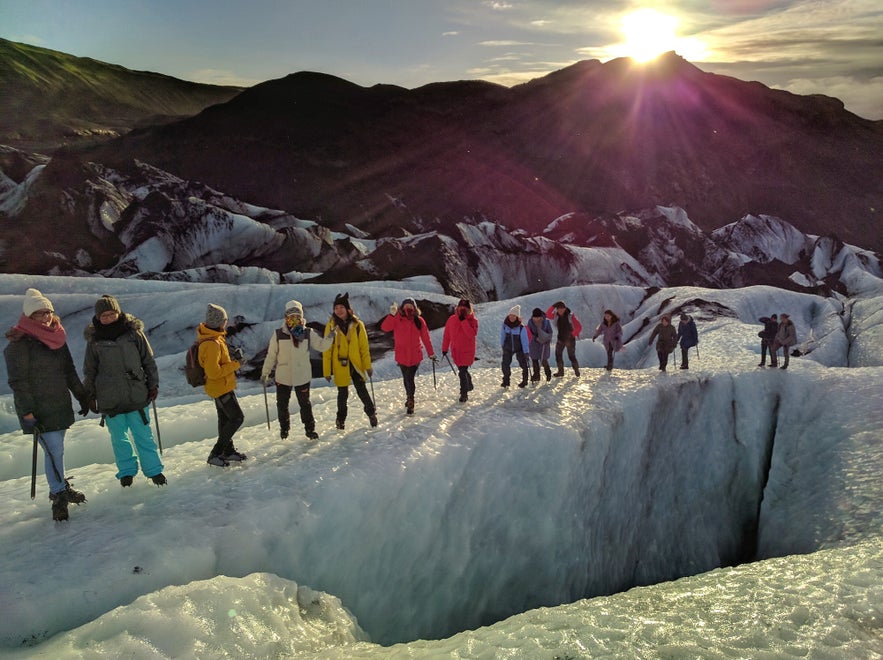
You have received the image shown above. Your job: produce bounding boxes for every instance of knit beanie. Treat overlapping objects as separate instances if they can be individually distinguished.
[333,292,350,309]
[457,298,471,308]
[508,305,521,317]
[205,303,228,329]
[532,307,543,317]
[771,314,778,320]
[401,297,417,310]
[284,300,304,317]
[22,288,54,317]
[94,294,121,317]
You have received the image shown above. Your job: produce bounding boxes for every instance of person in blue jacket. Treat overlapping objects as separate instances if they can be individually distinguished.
[676,313,699,369]
[500,305,530,388]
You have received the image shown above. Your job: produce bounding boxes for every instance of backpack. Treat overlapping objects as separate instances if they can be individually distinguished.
[184,340,206,387]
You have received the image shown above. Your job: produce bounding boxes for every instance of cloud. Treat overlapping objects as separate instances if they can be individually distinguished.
[442,31,460,37]
[479,40,536,47]
[780,75,883,120]
[186,69,263,88]
[484,1,514,9]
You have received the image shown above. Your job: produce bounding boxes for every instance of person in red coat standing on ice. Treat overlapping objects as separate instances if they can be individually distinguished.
[442,298,478,403]
[381,297,437,414]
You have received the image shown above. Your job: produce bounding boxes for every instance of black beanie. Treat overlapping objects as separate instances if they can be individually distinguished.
[333,292,350,309]
[532,307,543,317]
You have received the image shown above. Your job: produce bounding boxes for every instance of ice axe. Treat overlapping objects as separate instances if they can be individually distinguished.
[151,400,163,455]
[262,380,271,431]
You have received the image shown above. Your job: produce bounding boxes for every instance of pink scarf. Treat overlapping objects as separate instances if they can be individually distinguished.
[13,314,68,350]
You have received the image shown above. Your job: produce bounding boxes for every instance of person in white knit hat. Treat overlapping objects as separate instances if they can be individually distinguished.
[500,305,529,388]
[261,300,336,440]
[4,288,89,521]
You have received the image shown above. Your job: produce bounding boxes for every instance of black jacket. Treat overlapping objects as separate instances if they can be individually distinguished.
[4,330,87,433]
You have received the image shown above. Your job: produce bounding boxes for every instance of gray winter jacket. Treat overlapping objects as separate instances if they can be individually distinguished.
[773,320,798,347]
[83,314,158,416]
[5,329,88,433]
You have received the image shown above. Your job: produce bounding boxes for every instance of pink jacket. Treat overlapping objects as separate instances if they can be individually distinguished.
[381,313,435,366]
[442,313,478,367]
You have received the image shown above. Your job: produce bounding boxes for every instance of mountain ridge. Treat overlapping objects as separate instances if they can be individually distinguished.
[79,51,883,251]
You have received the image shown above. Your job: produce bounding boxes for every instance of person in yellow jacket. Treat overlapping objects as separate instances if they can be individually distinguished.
[198,304,246,467]
[323,293,378,430]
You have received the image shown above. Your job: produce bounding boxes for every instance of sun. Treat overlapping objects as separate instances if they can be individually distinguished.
[620,8,680,62]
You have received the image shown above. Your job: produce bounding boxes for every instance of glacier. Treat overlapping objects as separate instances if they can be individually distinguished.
[0,274,881,657]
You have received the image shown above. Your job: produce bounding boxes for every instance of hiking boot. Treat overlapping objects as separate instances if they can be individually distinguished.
[150,473,167,486]
[207,454,229,467]
[553,369,564,378]
[459,393,468,403]
[49,492,68,522]
[64,479,86,504]
[222,450,247,461]
[120,475,134,487]
[517,378,528,388]
[544,366,552,381]
[500,379,510,388]
[680,365,689,370]
[369,414,378,427]
[305,429,319,440]
[280,429,289,439]
[406,397,414,415]
[336,418,345,430]
[573,367,580,378]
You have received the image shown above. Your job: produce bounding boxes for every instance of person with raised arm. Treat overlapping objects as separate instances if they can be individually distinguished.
[381,297,436,415]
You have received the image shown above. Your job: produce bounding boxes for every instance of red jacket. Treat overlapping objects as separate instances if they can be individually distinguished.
[545,305,582,340]
[381,312,435,366]
[442,313,478,367]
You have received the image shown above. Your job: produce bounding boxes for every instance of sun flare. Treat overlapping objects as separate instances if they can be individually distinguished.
[621,8,679,62]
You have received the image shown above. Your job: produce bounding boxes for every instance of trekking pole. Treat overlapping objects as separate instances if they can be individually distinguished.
[30,428,38,500]
[444,354,457,374]
[262,381,271,431]
[369,373,376,408]
[151,400,163,455]
[432,359,437,390]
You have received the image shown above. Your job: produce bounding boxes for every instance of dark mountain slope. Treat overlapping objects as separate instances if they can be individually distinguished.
[0,38,242,150]
[55,52,883,250]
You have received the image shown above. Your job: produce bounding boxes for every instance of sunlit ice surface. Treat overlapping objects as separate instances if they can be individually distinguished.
[0,275,881,656]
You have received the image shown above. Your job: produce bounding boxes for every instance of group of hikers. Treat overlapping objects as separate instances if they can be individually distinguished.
[4,286,798,522]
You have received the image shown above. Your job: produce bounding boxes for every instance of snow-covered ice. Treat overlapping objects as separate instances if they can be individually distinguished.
[0,274,881,657]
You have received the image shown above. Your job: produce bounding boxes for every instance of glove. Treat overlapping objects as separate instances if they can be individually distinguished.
[261,375,271,386]
[89,399,99,413]
[430,355,438,363]
[325,376,332,382]
[77,399,90,416]
[21,415,38,433]
[442,351,448,358]
[592,337,596,342]
[367,368,373,377]
[229,346,245,362]
[147,387,158,403]
[389,303,398,316]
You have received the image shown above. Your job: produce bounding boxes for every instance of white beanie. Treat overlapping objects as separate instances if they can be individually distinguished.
[23,288,54,317]
[284,300,304,317]
[508,305,521,317]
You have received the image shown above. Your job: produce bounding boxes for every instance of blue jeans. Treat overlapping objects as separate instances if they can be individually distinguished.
[105,407,164,479]
[37,430,67,495]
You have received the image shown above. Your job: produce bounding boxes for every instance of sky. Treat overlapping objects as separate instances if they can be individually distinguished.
[1,0,881,119]
[0,274,881,656]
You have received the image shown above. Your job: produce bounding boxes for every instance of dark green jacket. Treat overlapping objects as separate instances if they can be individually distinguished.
[4,329,87,434]
[83,314,158,416]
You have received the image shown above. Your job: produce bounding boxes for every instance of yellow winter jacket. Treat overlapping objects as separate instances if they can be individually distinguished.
[197,323,240,398]
[323,315,372,387]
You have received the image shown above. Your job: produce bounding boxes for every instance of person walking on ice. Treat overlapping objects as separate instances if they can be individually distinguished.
[262,300,336,440]
[323,293,377,429]
[770,313,798,369]
[546,301,582,377]
[648,314,677,371]
[381,297,436,415]
[199,303,248,465]
[526,307,553,383]
[442,298,478,402]
[756,314,778,367]
[500,305,530,388]
[83,294,166,487]
[676,312,698,369]
[4,288,90,521]
[593,309,623,372]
